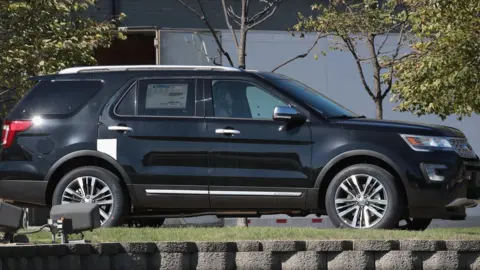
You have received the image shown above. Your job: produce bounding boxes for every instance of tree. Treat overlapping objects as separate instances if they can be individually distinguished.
[177,0,286,68]
[0,0,125,112]
[177,0,321,73]
[391,0,480,120]
[294,0,409,119]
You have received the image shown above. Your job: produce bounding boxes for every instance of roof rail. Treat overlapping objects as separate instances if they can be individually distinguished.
[58,65,241,74]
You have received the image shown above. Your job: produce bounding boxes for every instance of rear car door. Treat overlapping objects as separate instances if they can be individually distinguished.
[203,77,312,209]
[98,75,210,209]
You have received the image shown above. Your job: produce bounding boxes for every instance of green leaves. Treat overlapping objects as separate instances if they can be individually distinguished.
[0,0,125,112]
[294,0,407,119]
[296,0,480,120]
[392,0,480,119]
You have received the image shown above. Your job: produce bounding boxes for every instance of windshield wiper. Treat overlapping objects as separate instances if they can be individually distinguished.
[327,115,366,119]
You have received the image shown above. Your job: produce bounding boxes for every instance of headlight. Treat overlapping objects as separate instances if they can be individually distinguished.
[400,134,453,152]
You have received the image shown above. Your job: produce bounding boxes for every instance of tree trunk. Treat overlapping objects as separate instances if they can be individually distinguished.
[236,217,249,227]
[375,99,383,119]
[235,0,249,227]
[238,0,248,68]
[367,35,384,120]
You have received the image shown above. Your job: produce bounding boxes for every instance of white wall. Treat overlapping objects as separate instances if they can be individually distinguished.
[160,31,222,66]
[221,31,480,153]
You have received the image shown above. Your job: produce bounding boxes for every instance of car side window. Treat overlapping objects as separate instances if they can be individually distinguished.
[211,80,287,119]
[115,79,196,117]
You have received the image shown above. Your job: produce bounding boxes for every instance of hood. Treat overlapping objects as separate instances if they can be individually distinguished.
[331,118,465,138]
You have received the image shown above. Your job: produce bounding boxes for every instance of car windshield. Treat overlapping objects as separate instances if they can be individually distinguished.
[263,73,359,119]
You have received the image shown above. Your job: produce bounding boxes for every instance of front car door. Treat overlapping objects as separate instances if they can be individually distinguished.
[203,76,312,210]
[98,74,210,210]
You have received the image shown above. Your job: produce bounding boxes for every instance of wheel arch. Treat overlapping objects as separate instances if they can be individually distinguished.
[314,150,409,212]
[44,150,133,206]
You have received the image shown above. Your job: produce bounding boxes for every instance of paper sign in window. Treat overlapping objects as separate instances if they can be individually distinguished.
[145,84,188,109]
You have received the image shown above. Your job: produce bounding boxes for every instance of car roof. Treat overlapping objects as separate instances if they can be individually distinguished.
[27,65,272,82]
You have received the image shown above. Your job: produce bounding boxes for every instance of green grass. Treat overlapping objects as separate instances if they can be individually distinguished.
[18,227,480,244]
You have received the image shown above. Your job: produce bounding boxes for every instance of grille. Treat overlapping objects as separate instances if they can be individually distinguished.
[448,138,477,159]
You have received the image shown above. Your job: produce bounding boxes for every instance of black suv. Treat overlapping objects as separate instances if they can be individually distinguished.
[0,65,479,230]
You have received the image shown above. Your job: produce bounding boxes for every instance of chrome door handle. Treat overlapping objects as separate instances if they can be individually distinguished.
[108,126,133,132]
[215,129,240,135]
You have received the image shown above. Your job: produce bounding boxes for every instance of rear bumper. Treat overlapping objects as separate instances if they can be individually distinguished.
[0,161,48,206]
[0,180,47,206]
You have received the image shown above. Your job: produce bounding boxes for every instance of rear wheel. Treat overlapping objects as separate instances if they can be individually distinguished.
[325,164,403,229]
[52,166,128,227]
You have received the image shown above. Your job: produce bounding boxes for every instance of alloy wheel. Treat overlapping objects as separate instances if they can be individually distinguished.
[60,176,114,225]
[334,174,388,228]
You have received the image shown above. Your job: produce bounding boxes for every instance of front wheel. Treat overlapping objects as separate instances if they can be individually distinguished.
[52,166,128,228]
[325,164,403,229]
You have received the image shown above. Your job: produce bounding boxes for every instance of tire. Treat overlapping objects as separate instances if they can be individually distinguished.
[325,164,403,229]
[52,166,128,228]
[397,218,432,231]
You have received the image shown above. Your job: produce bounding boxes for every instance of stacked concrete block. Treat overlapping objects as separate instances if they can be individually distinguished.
[0,240,478,269]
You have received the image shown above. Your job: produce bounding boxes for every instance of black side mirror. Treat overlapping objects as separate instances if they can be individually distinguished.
[273,106,306,122]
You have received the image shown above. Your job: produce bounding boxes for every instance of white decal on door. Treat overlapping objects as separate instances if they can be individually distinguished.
[97,139,117,160]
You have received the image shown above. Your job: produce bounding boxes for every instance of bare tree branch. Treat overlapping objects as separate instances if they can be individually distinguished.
[0,89,10,97]
[226,6,241,21]
[176,0,235,67]
[224,6,241,26]
[382,24,406,99]
[248,0,283,25]
[271,33,326,72]
[184,35,222,66]
[367,34,382,99]
[176,0,202,17]
[222,0,239,49]
[376,32,390,55]
[341,35,376,100]
[247,2,281,30]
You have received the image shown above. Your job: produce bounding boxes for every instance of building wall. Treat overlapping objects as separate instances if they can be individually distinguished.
[92,0,322,31]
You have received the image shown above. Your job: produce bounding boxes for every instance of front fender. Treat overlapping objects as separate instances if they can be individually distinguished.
[313,143,413,190]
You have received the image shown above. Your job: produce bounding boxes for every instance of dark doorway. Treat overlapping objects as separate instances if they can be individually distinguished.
[95,33,156,65]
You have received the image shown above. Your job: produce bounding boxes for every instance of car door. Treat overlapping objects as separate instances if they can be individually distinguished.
[98,75,210,209]
[203,77,312,209]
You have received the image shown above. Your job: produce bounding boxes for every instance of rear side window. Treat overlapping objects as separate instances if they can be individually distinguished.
[115,79,196,117]
[9,80,103,119]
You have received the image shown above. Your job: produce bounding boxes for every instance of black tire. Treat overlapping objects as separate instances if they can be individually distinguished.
[52,166,128,228]
[397,218,432,231]
[325,164,403,229]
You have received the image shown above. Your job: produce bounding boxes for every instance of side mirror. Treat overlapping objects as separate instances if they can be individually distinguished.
[273,106,306,122]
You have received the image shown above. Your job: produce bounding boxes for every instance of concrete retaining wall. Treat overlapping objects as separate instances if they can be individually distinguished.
[2,240,480,269]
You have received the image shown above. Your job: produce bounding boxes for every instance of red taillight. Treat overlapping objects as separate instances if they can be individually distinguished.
[1,120,32,148]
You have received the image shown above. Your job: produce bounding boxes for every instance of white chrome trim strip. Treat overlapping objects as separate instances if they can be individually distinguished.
[145,189,208,195]
[144,189,302,197]
[59,65,240,74]
[108,126,133,132]
[210,191,302,197]
[215,129,241,135]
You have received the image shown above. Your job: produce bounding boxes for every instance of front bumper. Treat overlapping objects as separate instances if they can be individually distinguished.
[408,159,480,220]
